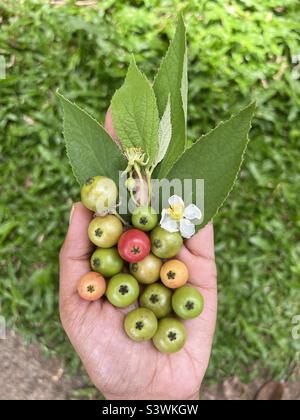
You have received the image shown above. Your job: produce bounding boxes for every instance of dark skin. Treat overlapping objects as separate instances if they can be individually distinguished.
[59,110,218,400]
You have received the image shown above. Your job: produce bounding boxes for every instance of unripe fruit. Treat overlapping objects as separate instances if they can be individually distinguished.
[77,272,106,301]
[124,308,158,342]
[88,215,123,248]
[152,318,187,353]
[140,283,172,319]
[131,206,158,232]
[91,247,123,277]
[106,273,139,308]
[172,286,204,320]
[129,253,162,285]
[80,176,118,213]
[150,227,183,259]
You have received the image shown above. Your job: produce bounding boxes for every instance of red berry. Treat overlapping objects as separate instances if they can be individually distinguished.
[118,229,151,263]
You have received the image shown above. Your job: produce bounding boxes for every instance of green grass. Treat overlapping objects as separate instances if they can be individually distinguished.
[0,0,299,389]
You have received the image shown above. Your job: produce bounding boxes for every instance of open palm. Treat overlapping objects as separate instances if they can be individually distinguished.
[59,203,217,400]
[59,111,217,400]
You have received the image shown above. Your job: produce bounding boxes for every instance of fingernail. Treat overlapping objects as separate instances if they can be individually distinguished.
[69,204,75,225]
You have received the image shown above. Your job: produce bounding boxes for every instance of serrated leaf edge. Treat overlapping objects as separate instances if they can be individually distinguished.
[208,105,255,226]
[153,14,187,178]
[57,90,122,185]
[153,13,186,99]
[110,57,160,164]
[165,102,256,228]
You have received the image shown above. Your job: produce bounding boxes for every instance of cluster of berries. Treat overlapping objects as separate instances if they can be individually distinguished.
[77,176,204,353]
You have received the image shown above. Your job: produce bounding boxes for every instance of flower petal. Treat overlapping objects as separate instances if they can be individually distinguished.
[168,195,184,208]
[160,208,169,224]
[184,204,202,221]
[160,211,179,233]
[180,219,195,239]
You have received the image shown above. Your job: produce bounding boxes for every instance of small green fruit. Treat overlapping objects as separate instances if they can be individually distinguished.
[150,227,183,258]
[88,215,123,248]
[172,286,204,320]
[152,317,187,353]
[129,253,162,285]
[81,176,118,213]
[106,273,139,308]
[124,308,158,341]
[132,206,158,232]
[91,247,123,277]
[140,283,172,319]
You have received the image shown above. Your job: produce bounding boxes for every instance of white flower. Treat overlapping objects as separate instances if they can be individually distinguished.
[160,195,202,239]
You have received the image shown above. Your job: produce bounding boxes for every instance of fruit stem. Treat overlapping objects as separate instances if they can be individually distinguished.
[112,210,129,226]
[134,163,147,206]
[146,167,153,204]
[129,189,139,207]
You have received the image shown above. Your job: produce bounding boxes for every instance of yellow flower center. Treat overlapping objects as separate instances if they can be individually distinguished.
[167,203,184,221]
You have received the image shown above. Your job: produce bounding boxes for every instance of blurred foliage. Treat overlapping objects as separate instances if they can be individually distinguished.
[0,0,300,388]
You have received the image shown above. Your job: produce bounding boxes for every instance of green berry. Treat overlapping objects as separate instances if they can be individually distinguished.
[124,308,158,341]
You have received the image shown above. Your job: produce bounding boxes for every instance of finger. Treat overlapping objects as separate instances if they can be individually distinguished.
[184,222,215,260]
[59,202,94,301]
[177,242,218,351]
[176,245,217,291]
[178,242,217,357]
[104,106,121,146]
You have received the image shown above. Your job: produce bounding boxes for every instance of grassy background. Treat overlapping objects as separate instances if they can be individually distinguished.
[1,0,300,391]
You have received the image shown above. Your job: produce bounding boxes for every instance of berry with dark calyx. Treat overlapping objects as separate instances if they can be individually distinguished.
[90,247,123,277]
[140,283,172,319]
[150,227,183,259]
[129,253,162,285]
[172,286,204,320]
[106,273,139,308]
[77,272,106,301]
[124,308,158,341]
[132,206,158,232]
[88,215,123,248]
[152,318,187,353]
[160,259,189,289]
[80,176,118,213]
[118,229,151,263]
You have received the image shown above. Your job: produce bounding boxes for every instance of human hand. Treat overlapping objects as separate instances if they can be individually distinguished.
[59,111,218,400]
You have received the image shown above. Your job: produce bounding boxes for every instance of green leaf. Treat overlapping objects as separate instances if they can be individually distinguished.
[153,96,172,168]
[153,14,187,178]
[166,103,256,229]
[57,92,125,185]
[249,236,270,252]
[111,57,159,165]
[0,221,17,244]
[181,49,188,124]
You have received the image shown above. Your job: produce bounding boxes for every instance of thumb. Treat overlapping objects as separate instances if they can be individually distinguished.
[59,202,94,301]
[105,106,121,147]
[185,222,215,260]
